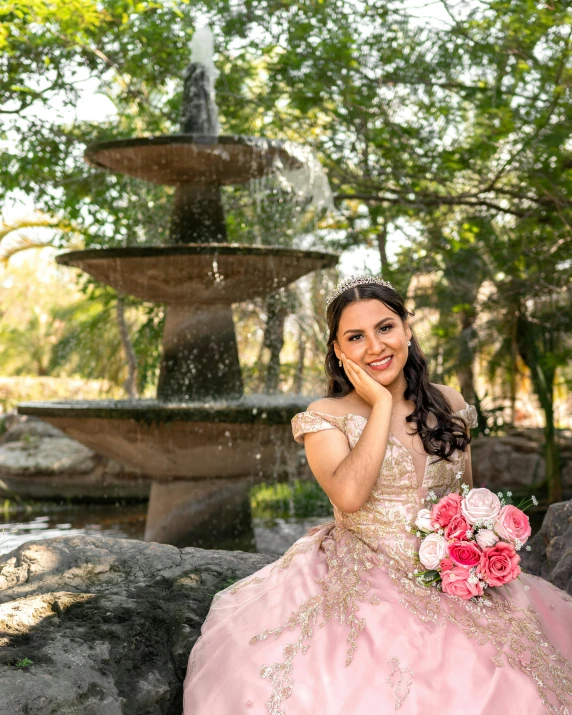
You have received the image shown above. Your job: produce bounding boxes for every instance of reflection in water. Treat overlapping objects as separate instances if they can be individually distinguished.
[0,504,147,556]
[0,503,330,557]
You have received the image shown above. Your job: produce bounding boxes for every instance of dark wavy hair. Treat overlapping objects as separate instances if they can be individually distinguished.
[324,282,471,461]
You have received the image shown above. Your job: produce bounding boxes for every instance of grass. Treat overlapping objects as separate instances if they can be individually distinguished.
[14,658,33,668]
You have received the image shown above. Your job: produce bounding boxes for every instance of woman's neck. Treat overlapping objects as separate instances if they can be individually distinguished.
[385,373,409,403]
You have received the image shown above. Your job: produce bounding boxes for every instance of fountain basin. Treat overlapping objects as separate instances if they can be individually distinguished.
[17,397,311,479]
[56,244,339,304]
[84,135,306,186]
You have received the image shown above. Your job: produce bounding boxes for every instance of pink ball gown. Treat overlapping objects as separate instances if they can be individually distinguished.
[183,403,572,714]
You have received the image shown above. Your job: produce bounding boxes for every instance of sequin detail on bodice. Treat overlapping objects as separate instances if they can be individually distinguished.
[291,405,475,555]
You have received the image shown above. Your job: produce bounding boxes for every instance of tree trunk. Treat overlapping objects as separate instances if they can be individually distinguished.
[516,314,561,502]
[543,397,562,503]
[116,297,139,399]
[376,220,389,276]
[253,334,267,392]
[456,309,477,404]
[532,359,561,502]
[509,315,518,426]
[293,322,306,394]
[436,344,444,384]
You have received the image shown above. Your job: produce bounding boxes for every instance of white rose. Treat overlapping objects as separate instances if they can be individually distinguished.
[418,533,447,570]
[415,508,435,533]
[461,488,501,526]
[475,529,499,549]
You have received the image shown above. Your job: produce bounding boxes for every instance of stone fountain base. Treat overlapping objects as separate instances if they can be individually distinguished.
[16,397,307,479]
[15,397,311,547]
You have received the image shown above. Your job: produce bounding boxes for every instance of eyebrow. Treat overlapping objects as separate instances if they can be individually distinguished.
[342,317,394,336]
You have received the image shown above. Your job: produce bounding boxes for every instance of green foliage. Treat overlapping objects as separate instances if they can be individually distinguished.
[14,658,33,668]
[250,479,332,519]
[48,287,125,382]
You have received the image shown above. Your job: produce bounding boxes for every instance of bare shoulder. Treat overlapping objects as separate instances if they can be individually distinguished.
[432,383,467,412]
[306,396,355,417]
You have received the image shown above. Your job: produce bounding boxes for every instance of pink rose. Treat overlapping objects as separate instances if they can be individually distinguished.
[444,513,471,541]
[431,493,462,529]
[494,505,531,545]
[475,529,499,549]
[448,540,482,568]
[478,541,521,587]
[440,557,454,571]
[441,565,484,600]
[461,488,501,525]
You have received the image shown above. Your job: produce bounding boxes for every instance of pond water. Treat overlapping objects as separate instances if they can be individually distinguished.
[0,501,329,557]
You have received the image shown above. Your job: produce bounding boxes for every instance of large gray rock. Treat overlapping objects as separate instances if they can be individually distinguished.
[0,437,97,475]
[4,417,66,442]
[470,430,572,491]
[471,435,545,488]
[520,499,572,594]
[0,415,150,499]
[0,536,275,714]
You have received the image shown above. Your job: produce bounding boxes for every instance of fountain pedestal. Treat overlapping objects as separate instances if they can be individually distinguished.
[158,303,244,401]
[169,182,227,244]
[144,477,255,549]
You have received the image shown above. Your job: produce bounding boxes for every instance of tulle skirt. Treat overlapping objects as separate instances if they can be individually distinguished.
[183,524,572,714]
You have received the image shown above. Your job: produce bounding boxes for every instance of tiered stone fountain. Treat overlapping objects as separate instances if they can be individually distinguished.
[18,29,338,548]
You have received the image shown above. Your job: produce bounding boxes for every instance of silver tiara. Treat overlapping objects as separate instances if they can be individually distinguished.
[326,274,394,307]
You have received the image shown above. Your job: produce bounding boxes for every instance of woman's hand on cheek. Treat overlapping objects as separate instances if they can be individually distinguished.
[340,353,392,407]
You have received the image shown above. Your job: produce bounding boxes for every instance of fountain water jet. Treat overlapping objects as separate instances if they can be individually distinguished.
[18,27,339,548]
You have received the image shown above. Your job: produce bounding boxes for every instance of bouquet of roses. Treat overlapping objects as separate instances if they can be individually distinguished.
[413,483,536,601]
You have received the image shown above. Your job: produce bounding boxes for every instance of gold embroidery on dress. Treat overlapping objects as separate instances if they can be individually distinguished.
[250,524,383,714]
[387,656,414,710]
[230,521,335,594]
[229,575,266,594]
[243,405,572,715]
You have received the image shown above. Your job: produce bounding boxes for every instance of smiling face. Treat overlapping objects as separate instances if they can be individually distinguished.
[333,299,412,386]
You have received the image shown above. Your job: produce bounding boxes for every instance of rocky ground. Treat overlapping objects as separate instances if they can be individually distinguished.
[0,536,275,714]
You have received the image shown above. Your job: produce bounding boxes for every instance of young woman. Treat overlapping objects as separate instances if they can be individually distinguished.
[183,276,572,714]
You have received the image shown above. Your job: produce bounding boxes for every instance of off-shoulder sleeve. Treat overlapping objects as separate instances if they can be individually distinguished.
[454,402,478,429]
[291,410,340,443]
